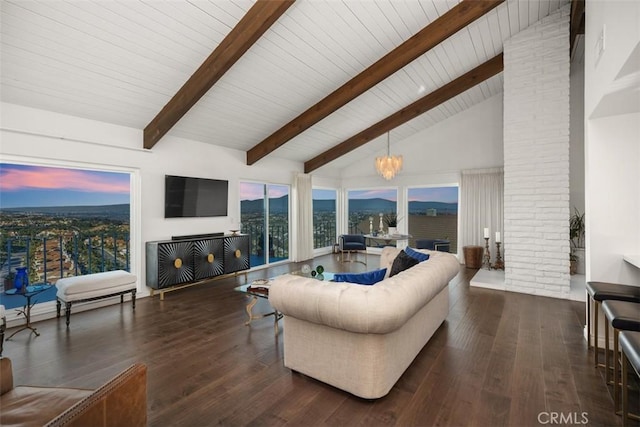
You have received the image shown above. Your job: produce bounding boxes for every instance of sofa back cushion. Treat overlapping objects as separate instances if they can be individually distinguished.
[404,246,430,262]
[389,250,419,277]
[269,250,460,334]
[333,268,387,285]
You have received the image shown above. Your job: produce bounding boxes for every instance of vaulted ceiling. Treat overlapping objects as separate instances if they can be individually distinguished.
[0,0,583,174]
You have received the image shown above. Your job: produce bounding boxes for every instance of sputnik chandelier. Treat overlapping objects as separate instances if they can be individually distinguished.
[375,132,403,180]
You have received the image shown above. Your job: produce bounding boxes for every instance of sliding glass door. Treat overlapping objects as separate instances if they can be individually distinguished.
[239,182,289,267]
[312,188,337,250]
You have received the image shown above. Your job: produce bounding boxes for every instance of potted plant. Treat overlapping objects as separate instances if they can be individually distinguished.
[383,212,399,235]
[569,207,585,275]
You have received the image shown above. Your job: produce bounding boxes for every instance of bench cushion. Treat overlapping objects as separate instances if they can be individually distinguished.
[56,270,136,300]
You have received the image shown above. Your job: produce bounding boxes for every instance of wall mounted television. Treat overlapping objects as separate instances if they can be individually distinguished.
[165,175,228,218]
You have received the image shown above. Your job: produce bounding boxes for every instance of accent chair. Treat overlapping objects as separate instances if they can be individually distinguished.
[339,234,367,265]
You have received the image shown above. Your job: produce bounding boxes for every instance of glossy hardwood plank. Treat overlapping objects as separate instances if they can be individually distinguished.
[2,254,634,426]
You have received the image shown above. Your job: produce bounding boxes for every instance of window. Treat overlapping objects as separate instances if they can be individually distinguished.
[347,189,398,235]
[240,182,289,267]
[407,186,458,252]
[312,188,337,250]
[0,162,132,309]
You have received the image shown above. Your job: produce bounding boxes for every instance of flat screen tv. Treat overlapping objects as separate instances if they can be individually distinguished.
[165,175,228,218]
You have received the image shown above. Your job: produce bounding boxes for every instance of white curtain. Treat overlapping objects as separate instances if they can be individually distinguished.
[294,173,314,261]
[460,168,504,261]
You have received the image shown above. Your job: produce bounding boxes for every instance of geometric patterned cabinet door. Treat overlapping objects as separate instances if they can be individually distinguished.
[146,234,250,290]
[223,235,250,274]
[193,238,224,280]
[156,240,194,288]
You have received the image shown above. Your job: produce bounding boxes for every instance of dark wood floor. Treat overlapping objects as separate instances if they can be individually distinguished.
[2,254,636,426]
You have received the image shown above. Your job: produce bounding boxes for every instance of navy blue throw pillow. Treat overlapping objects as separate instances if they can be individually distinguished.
[405,246,430,262]
[390,250,419,277]
[333,268,387,285]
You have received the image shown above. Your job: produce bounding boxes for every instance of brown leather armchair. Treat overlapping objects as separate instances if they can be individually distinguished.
[0,357,147,426]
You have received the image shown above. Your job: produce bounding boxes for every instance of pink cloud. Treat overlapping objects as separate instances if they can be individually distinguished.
[0,167,129,193]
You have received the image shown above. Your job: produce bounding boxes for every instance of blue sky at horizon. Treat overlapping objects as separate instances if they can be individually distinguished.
[346,187,458,203]
[0,163,130,208]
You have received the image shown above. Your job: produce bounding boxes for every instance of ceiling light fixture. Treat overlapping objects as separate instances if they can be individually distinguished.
[375,132,403,180]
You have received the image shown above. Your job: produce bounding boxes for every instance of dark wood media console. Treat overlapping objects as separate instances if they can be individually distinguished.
[146,233,250,299]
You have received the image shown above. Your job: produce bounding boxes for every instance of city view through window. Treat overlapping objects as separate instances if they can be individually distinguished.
[407,186,459,253]
[312,189,336,250]
[0,163,131,308]
[346,187,458,251]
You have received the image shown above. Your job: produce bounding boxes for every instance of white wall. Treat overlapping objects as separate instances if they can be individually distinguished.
[584,0,640,285]
[570,62,585,214]
[341,93,504,185]
[503,6,571,299]
[0,102,304,298]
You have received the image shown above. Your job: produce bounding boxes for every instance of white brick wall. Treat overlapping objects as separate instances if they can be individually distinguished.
[503,6,571,299]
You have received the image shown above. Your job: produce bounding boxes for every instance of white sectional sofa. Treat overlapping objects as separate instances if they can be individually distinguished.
[268,246,460,399]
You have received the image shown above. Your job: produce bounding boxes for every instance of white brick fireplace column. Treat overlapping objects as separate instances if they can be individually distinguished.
[503,5,571,299]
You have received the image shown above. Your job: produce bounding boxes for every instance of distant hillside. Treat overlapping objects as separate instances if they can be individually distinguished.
[408,201,457,215]
[312,199,336,212]
[0,204,130,221]
[241,195,289,214]
[348,198,396,213]
[237,197,457,216]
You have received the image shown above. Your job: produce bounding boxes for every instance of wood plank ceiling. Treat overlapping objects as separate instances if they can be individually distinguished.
[0,0,577,174]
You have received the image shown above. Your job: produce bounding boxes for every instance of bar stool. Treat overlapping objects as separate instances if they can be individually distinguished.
[620,331,640,426]
[586,282,640,368]
[602,300,640,415]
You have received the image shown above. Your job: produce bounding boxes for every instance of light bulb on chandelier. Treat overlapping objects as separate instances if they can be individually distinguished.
[375,132,403,180]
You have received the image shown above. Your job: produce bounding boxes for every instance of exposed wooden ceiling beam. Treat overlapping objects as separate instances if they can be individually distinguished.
[143,0,295,150]
[246,0,505,165]
[304,53,504,173]
[570,0,585,55]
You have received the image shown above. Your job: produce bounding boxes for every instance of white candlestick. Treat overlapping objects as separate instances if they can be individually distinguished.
[495,231,501,243]
[484,227,489,239]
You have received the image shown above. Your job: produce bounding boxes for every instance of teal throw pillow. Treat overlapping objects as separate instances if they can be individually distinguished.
[405,246,430,262]
[390,250,419,277]
[333,268,387,285]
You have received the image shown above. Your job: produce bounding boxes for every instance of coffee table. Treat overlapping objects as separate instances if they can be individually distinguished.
[235,281,283,334]
[235,272,335,334]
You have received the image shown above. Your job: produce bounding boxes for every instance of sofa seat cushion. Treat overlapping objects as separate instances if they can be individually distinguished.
[56,270,136,300]
[1,386,92,426]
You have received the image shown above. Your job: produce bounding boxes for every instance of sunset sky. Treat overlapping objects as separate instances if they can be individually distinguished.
[0,163,130,208]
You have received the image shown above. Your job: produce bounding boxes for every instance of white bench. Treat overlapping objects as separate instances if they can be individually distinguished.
[56,270,137,326]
